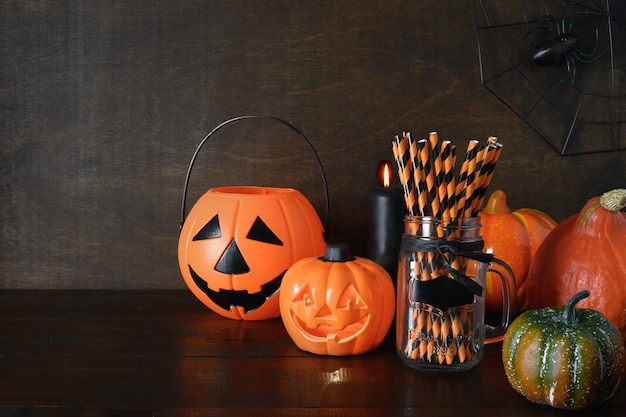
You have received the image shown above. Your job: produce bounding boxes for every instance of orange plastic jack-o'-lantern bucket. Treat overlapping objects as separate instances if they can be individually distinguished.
[178,116,328,320]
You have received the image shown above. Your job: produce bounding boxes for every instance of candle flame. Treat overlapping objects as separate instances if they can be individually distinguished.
[383,164,390,188]
[377,160,393,188]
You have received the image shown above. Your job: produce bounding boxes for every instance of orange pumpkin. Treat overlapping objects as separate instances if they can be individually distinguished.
[179,186,326,320]
[479,190,557,313]
[279,244,395,356]
[526,188,626,344]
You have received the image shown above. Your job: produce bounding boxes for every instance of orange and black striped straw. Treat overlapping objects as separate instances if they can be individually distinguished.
[417,139,437,218]
[392,133,416,217]
[471,138,502,215]
[428,132,447,227]
[455,139,481,218]
[440,140,457,220]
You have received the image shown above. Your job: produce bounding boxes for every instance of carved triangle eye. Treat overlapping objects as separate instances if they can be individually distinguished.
[193,215,222,241]
[291,283,315,308]
[247,216,283,245]
[336,284,367,310]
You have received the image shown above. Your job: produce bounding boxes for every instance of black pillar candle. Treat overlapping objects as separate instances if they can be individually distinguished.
[367,160,404,283]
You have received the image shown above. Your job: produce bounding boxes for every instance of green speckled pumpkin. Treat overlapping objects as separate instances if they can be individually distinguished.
[502,290,624,410]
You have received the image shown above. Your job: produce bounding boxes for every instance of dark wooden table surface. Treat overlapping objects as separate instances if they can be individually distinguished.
[1,290,624,416]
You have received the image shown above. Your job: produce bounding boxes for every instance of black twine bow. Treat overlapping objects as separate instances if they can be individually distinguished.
[400,235,493,296]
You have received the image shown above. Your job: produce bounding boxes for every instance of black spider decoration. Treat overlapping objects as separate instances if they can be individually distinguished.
[527,3,609,85]
[475,0,626,155]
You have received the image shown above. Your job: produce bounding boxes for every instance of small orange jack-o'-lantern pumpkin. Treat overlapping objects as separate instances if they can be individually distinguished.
[279,244,395,355]
[179,186,326,320]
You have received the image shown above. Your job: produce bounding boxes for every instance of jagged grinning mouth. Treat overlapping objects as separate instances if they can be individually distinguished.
[289,310,371,343]
[189,265,284,313]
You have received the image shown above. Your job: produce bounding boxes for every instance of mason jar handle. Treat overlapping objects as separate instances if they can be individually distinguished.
[180,115,330,240]
[484,257,517,344]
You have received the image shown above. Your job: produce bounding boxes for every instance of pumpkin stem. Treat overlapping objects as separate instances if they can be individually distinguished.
[600,189,626,212]
[562,290,590,325]
[482,190,511,214]
[322,243,355,262]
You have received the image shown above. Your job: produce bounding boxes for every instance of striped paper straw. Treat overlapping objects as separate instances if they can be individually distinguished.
[408,134,424,218]
[439,140,456,220]
[455,140,481,218]
[429,132,448,227]
[467,143,495,215]
[472,140,502,214]
[418,139,438,218]
[461,143,490,217]
[411,140,426,217]
[392,134,416,217]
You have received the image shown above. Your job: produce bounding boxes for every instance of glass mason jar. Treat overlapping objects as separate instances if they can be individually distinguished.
[396,216,516,372]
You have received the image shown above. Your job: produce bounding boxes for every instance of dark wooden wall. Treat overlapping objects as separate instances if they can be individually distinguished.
[2,1,624,289]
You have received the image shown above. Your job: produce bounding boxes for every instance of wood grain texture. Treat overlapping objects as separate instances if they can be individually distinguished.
[1,290,624,416]
[1,1,625,288]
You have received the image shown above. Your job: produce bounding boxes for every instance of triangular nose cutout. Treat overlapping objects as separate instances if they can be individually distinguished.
[215,239,250,275]
[316,304,334,319]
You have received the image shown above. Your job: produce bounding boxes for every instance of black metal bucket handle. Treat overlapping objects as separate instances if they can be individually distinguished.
[180,115,330,240]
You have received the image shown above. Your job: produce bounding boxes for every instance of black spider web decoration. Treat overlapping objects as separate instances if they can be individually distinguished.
[474,0,626,155]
